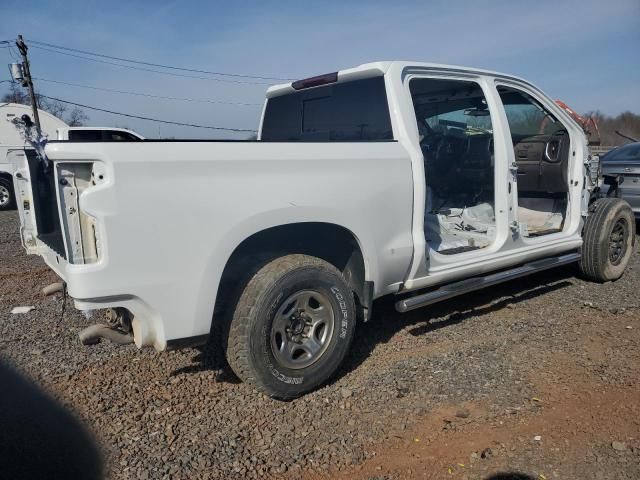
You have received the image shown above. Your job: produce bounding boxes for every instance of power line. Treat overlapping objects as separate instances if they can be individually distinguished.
[7,43,21,61]
[29,39,294,81]
[34,77,263,107]
[39,94,257,132]
[31,44,275,85]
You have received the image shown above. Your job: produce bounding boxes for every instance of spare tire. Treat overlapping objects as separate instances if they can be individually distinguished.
[579,198,635,282]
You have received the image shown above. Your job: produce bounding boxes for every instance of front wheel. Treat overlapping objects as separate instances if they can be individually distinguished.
[225,254,356,399]
[579,198,635,282]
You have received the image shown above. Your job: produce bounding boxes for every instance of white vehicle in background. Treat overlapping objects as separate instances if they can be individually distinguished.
[56,127,144,142]
[1,104,143,210]
[12,61,636,399]
[0,103,68,210]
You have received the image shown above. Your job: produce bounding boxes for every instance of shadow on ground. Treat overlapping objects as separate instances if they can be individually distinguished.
[336,264,576,380]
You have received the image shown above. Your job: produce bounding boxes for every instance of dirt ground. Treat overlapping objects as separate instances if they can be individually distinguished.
[1,210,639,479]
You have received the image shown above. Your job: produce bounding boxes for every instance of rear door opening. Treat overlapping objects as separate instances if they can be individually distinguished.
[409,77,497,255]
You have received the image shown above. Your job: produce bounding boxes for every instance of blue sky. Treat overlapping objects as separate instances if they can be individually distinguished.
[1,0,639,138]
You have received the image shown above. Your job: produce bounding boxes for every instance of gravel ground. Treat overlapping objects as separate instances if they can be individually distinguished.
[1,209,639,480]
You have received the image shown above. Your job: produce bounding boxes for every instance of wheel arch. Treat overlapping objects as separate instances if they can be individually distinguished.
[217,222,370,306]
[208,221,373,348]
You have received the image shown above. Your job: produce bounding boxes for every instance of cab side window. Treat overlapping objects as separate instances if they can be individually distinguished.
[499,89,563,139]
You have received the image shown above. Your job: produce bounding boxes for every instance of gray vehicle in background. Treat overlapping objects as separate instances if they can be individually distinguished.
[602,142,640,219]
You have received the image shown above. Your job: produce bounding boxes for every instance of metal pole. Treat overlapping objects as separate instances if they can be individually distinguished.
[15,35,41,133]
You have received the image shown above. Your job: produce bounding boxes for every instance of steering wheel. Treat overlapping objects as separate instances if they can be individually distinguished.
[544,130,567,163]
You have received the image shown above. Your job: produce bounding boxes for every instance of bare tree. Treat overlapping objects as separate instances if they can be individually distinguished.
[587,110,640,146]
[67,108,88,127]
[1,82,29,104]
[38,95,67,120]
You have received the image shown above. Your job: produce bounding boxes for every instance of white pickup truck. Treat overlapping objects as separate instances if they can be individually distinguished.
[55,126,144,142]
[14,61,635,398]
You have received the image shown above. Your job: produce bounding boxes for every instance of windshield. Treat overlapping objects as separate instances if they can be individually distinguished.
[418,99,493,135]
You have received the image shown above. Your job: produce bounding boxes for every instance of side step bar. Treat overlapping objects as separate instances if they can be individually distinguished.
[395,252,581,313]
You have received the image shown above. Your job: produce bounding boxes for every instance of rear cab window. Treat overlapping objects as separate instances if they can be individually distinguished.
[67,130,141,141]
[68,130,103,141]
[261,76,393,142]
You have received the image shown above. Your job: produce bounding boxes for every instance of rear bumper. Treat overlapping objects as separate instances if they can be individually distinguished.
[39,239,169,351]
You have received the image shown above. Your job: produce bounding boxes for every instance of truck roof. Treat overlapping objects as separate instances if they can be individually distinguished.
[266,61,532,98]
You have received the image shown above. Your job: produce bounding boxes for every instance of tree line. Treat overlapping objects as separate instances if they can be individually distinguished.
[586,111,640,145]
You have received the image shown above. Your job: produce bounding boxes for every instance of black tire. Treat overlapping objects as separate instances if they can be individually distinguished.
[0,177,16,211]
[225,254,356,399]
[579,198,635,282]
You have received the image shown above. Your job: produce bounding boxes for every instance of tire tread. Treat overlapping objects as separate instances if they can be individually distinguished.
[579,197,634,282]
[226,254,352,399]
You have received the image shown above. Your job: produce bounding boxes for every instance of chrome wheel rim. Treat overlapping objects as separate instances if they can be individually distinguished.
[0,185,10,207]
[609,218,628,265]
[270,290,335,370]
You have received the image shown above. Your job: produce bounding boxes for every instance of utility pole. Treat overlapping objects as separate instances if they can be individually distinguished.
[15,35,41,132]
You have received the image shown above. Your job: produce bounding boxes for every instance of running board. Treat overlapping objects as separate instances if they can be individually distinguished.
[395,252,581,313]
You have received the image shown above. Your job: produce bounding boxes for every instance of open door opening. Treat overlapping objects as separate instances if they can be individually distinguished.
[410,78,496,255]
[498,87,571,237]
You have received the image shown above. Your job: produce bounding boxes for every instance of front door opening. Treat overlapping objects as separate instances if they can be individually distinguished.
[410,78,496,255]
[498,87,570,237]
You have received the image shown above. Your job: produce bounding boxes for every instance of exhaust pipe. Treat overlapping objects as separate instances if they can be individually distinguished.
[78,324,134,346]
[42,282,64,296]
[78,307,134,346]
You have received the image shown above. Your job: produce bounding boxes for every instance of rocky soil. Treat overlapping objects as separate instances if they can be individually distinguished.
[1,210,639,479]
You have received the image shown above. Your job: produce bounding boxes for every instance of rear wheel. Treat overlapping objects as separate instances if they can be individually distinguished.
[0,177,15,211]
[225,254,356,399]
[579,198,635,282]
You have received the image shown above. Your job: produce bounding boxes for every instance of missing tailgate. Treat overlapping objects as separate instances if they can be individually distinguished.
[25,150,66,258]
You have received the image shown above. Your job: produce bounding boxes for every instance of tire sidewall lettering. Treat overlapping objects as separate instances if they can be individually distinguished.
[330,286,350,339]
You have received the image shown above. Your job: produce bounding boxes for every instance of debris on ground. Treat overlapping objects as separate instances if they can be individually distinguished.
[10,306,34,314]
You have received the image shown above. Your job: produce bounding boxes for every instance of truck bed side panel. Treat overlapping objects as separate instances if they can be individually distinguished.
[43,141,414,346]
